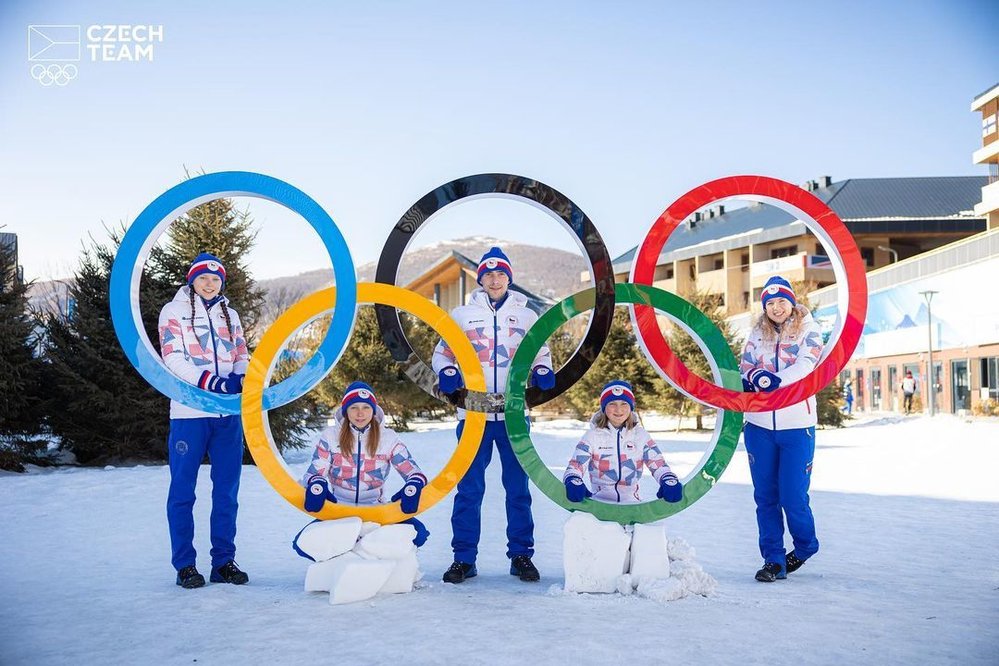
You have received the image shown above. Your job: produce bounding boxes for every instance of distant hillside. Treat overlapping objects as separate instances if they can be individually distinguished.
[258,237,590,323]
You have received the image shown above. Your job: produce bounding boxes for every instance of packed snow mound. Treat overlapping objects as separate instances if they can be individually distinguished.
[294,517,362,562]
[559,513,716,602]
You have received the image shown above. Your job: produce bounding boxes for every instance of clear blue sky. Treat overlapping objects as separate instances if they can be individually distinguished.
[2,0,996,281]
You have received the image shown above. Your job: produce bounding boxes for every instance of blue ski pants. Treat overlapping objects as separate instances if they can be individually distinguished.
[166,416,243,571]
[451,419,534,563]
[744,422,820,567]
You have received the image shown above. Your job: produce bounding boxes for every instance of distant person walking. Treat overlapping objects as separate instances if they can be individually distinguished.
[901,371,916,415]
[842,380,854,415]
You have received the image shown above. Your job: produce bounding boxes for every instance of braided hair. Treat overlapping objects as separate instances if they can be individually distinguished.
[188,284,235,344]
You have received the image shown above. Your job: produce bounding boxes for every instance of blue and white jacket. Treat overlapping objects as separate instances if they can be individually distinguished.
[563,413,674,504]
[158,286,249,419]
[300,408,427,505]
[740,311,824,430]
[431,288,552,421]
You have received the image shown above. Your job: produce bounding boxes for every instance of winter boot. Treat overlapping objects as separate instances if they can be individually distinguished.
[210,561,249,585]
[755,562,786,582]
[510,555,540,582]
[176,565,205,589]
[442,561,477,584]
[785,551,806,573]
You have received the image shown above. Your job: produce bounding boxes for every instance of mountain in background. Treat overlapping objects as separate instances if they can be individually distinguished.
[257,236,590,322]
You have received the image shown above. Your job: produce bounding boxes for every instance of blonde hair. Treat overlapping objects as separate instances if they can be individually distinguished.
[338,417,380,458]
[594,411,639,430]
[752,303,811,343]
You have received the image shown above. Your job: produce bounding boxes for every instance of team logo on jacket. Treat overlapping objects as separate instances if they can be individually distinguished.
[506,315,518,326]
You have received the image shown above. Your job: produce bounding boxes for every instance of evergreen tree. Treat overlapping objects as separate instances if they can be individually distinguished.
[43,227,173,464]
[0,242,49,471]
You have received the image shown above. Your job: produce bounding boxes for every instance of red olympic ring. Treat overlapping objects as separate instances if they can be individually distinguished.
[631,175,868,412]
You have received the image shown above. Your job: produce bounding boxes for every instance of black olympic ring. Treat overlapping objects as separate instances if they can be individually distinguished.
[374,173,615,412]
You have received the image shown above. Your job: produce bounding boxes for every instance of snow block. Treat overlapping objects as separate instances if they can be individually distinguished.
[562,512,631,594]
[295,517,363,562]
[360,521,381,537]
[329,559,397,605]
[667,536,696,562]
[378,551,421,595]
[305,552,362,592]
[354,524,417,560]
[629,523,670,585]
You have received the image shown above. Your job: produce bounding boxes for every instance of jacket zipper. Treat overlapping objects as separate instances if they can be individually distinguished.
[355,427,362,504]
[772,329,780,430]
[491,302,499,422]
[614,427,623,503]
[203,298,223,418]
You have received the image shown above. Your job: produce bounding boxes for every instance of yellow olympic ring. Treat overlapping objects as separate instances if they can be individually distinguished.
[241,282,487,524]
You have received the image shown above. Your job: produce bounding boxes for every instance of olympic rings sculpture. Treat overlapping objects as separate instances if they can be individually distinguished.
[111,171,866,525]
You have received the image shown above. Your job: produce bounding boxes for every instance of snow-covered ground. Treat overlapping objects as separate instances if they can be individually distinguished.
[2,414,997,665]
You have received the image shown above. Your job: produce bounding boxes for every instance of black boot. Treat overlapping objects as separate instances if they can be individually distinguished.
[176,565,205,589]
[210,561,249,585]
[785,551,806,573]
[510,555,540,582]
[442,561,477,584]
[755,562,786,582]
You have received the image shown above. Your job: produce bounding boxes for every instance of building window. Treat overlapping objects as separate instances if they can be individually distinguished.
[742,291,750,308]
[982,357,999,400]
[770,245,798,259]
[740,253,749,272]
[714,258,724,270]
[666,267,674,280]
[861,247,875,267]
[983,113,997,138]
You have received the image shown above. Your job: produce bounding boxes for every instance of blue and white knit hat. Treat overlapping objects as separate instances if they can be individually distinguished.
[600,380,635,413]
[187,252,227,287]
[761,276,796,308]
[476,246,513,285]
[341,381,378,416]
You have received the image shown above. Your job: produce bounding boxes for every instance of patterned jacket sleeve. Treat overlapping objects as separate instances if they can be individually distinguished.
[776,320,824,385]
[229,308,250,375]
[300,426,338,485]
[158,302,210,387]
[524,310,553,371]
[563,432,592,481]
[640,428,672,483]
[739,335,760,378]
[389,438,428,485]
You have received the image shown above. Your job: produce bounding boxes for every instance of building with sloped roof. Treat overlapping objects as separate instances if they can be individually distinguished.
[609,175,988,317]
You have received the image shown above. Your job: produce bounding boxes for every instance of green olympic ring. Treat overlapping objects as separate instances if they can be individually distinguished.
[504,283,744,524]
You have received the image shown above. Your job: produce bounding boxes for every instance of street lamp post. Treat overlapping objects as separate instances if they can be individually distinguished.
[878,245,899,263]
[919,290,939,416]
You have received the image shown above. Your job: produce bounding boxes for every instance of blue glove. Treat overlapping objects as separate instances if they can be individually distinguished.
[742,378,756,392]
[391,477,426,514]
[304,475,334,512]
[530,365,556,391]
[748,368,782,392]
[223,373,244,394]
[438,366,464,394]
[564,476,592,503]
[656,472,683,503]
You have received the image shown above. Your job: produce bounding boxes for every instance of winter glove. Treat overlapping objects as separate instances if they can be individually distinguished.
[438,366,464,395]
[656,472,683,503]
[742,378,756,392]
[529,366,556,391]
[391,476,426,514]
[223,373,244,394]
[304,475,335,512]
[564,476,592,503]
[748,368,782,392]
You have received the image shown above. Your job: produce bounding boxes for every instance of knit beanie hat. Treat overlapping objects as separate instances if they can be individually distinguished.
[761,275,796,308]
[476,247,513,285]
[187,253,227,288]
[341,381,378,416]
[600,380,635,413]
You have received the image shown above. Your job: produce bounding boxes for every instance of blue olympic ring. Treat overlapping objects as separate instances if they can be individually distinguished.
[109,171,357,413]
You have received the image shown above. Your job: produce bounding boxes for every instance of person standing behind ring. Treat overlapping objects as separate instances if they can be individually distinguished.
[158,253,250,589]
[431,246,555,585]
[740,276,824,583]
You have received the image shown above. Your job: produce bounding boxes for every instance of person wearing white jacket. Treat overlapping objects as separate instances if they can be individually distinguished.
[157,253,250,589]
[740,276,823,583]
[562,380,683,505]
[431,247,554,584]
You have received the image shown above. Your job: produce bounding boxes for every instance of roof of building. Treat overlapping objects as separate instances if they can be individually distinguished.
[612,176,989,272]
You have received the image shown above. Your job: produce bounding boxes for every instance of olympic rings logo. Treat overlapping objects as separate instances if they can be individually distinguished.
[110,172,867,525]
[30,63,78,86]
